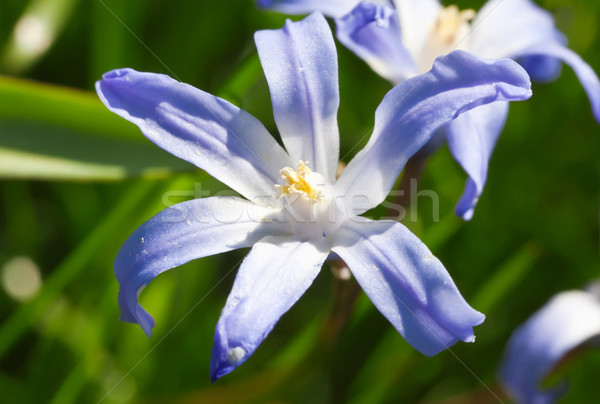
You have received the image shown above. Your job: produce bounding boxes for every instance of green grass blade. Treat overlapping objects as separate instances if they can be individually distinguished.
[0,119,194,180]
[471,241,542,314]
[0,76,194,180]
[0,75,136,139]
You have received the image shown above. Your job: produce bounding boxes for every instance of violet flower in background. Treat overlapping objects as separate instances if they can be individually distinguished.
[256,0,370,18]
[260,0,600,220]
[96,12,531,380]
[499,283,600,403]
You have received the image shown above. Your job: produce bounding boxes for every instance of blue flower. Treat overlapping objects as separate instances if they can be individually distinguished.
[257,0,391,18]
[499,284,600,403]
[96,12,531,381]
[260,0,600,220]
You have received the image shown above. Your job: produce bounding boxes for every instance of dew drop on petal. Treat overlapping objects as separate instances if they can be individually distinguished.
[226,346,246,364]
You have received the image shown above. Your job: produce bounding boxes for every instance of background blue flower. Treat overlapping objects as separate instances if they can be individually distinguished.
[260,0,600,221]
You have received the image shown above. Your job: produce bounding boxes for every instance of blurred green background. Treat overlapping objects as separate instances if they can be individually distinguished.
[0,0,599,402]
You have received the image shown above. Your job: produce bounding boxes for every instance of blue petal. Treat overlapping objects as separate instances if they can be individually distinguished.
[255,12,340,182]
[257,0,362,18]
[210,236,329,381]
[516,41,600,123]
[96,69,293,204]
[336,3,416,83]
[470,0,559,60]
[499,290,600,404]
[518,54,563,83]
[332,219,484,356]
[470,0,600,122]
[115,197,286,337]
[445,102,509,220]
[334,50,531,213]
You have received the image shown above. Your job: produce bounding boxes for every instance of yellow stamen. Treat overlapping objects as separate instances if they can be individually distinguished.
[433,5,475,45]
[275,161,323,202]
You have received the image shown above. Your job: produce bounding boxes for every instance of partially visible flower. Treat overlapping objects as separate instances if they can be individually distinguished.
[257,0,390,19]
[260,0,600,220]
[499,283,600,403]
[96,13,531,380]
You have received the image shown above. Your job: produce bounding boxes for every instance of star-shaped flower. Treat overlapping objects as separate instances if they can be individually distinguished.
[260,0,600,220]
[96,12,531,380]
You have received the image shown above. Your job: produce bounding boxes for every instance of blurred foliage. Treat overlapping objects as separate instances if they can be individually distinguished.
[0,0,598,403]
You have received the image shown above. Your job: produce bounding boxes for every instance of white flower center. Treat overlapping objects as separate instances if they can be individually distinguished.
[275,161,341,239]
[418,5,475,73]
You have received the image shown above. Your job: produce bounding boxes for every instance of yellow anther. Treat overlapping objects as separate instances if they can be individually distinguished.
[434,5,475,44]
[275,161,323,202]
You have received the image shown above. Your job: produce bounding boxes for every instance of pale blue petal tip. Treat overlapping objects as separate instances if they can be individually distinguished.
[209,326,248,382]
[136,306,155,337]
[117,297,155,337]
[454,178,480,221]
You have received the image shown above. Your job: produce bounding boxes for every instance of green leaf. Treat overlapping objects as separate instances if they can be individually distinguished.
[0,119,194,180]
[0,76,194,180]
[0,75,137,138]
